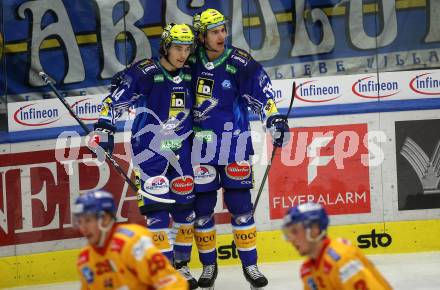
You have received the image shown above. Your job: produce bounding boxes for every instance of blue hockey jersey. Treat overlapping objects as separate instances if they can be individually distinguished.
[189,45,279,165]
[97,58,193,168]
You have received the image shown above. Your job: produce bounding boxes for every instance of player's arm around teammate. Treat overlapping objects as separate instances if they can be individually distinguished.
[283,202,392,290]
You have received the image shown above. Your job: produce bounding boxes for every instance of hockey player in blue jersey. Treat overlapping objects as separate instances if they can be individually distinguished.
[189,8,290,290]
[90,23,198,289]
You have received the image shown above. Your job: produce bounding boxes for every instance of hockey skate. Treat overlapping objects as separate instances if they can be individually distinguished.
[175,261,198,289]
[198,263,218,290]
[243,264,268,290]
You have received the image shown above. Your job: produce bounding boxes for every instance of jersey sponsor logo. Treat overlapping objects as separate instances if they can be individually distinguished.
[222,79,232,89]
[235,49,251,60]
[110,237,126,253]
[225,64,237,74]
[183,74,192,81]
[13,103,61,127]
[225,161,251,180]
[170,176,194,195]
[144,176,169,195]
[306,277,318,290]
[95,259,113,275]
[77,250,90,266]
[138,60,156,74]
[116,227,134,237]
[409,72,440,95]
[137,59,153,69]
[323,259,333,274]
[155,275,177,289]
[132,236,154,261]
[327,247,341,261]
[81,266,94,284]
[295,80,342,103]
[196,77,214,99]
[231,54,248,65]
[357,229,392,248]
[201,71,214,77]
[300,262,313,278]
[194,77,217,121]
[169,92,185,118]
[352,76,400,98]
[194,165,216,184]
[339,259,363,282]
[154,74,164,82]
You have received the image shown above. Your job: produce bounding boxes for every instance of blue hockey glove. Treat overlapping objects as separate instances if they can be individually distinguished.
[266,115,290,147]
[89,122,115,155]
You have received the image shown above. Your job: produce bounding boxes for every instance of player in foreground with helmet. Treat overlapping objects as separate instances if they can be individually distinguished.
[283,202,392,290]
[90,23,198,288]
[189,8,290,290]
[74,190,188,290]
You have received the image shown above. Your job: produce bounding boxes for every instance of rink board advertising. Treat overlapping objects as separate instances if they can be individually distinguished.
[268,123,371,219]
[395,118,440,210]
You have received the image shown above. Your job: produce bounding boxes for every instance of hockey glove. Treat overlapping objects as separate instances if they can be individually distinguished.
[266,115,290,147]
[89,122,116,155]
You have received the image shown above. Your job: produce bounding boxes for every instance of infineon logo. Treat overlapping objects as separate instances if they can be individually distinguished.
[352,76,399,98]
[13,103,60,126]
[409,72,440,95]
[295,80,341,103]
[70,98,102,121]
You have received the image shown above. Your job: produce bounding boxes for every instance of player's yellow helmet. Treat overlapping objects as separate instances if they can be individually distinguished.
[193,8,226,34]
[161,23,195,46]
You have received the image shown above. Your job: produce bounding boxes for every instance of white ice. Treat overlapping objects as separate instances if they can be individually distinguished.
[5,252,440,290]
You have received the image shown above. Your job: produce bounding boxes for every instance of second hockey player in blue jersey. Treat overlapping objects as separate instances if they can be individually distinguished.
[189,8,290,290]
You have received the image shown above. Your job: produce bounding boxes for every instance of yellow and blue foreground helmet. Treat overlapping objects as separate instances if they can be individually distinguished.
[193,8,226,34]
[161,23,195,46]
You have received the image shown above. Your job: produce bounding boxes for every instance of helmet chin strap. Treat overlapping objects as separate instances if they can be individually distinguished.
[97,216,115,248]
[305,227,327,243]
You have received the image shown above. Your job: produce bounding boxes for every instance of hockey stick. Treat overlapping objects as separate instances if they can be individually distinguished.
[39,72,175,204]
[252,81,296,214]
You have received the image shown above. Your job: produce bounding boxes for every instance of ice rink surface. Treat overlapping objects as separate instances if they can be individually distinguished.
[5,252,440,290]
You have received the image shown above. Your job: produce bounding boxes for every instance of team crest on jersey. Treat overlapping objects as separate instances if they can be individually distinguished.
[222,79,232,90]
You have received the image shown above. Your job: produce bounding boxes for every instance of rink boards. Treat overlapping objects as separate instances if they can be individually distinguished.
[2,71,440,288]
[1,219,439,288]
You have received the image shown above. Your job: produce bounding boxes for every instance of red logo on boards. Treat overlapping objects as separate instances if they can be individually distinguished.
[268,124,371,219]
